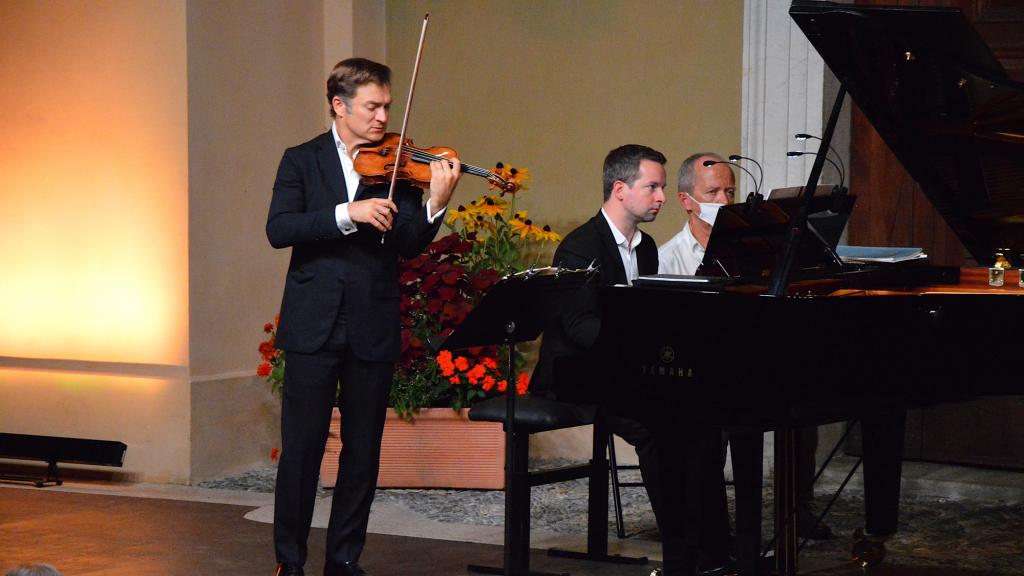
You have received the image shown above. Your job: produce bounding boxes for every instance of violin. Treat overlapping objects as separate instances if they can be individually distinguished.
[354,133,514,192]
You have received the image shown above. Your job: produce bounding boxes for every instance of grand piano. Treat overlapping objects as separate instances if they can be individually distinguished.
[558,2,1024,575]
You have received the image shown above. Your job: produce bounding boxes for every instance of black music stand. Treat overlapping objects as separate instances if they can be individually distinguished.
[697,194,855,279]
[437,267,594,576]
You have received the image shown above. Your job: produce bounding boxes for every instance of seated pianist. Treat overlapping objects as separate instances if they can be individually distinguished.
[530,144,732,576]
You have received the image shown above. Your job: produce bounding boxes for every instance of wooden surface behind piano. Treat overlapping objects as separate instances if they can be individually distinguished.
[843,267,1024,468]
[849,0,1024,267]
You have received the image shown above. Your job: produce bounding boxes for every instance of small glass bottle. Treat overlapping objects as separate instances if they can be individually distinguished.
[989,251,1009,286]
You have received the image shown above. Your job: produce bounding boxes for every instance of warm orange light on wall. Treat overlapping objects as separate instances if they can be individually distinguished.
[0,1,188,367]
[0,367,191,482]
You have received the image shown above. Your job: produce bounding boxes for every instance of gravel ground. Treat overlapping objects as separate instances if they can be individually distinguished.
[200,460,1024,574]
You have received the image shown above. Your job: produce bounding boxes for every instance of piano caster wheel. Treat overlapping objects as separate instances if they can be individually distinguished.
[851,528,888,571]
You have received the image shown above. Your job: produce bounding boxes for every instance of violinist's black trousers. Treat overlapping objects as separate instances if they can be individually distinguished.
[273,313,393,572]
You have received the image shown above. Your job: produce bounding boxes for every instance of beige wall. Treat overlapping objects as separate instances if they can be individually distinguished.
[385,0,743,245]
[0,0,348,483]
[0,0,191,482]
[185,0,328,481]
[385,0,743,461]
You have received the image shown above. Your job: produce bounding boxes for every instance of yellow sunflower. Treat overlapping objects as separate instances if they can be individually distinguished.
[508,166,530,191]
[445,203,480,227]
[470,195,508,218]
[534,224,562,242]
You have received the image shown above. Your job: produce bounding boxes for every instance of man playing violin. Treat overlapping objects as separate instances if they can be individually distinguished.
[266,57,461,576]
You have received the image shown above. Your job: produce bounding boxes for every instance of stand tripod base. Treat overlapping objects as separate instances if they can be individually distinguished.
[466,563,568,576]
[547,548,648,565]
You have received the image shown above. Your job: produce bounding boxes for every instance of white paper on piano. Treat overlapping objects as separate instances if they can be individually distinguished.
[836,245,927,263]
[633,274,729,288]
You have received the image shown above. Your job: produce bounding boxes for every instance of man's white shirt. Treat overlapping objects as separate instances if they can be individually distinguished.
[600,208,643,285]
[658,222,704,275]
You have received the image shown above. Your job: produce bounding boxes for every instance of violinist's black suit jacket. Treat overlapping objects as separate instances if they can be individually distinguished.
[267,129,441,571]
[267,130,441,360]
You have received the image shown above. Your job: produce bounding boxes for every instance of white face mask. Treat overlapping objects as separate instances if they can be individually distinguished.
[689,195,726,227]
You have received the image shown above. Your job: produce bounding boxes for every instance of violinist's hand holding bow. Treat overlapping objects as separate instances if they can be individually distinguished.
[428,157,462,216]
[349,197,398,232]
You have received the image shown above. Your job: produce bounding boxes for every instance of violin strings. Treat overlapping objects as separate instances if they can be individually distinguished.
[407,150,505,182]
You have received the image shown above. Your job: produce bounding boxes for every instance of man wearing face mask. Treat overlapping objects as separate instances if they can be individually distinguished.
[657,153,735,276]
[657,152,834,544]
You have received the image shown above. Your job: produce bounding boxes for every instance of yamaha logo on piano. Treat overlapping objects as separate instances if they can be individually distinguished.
[659,346,675,363]
[638,346,696,379]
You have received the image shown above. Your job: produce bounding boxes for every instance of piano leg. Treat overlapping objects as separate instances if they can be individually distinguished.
[856,409,906,568]
[730,428,764,576]
[774,427,799,576]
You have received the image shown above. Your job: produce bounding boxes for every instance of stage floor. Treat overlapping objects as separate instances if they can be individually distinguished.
[0,477,1016,576]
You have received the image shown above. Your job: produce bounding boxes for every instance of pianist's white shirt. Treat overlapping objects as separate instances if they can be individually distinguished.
[658,223,704,275]
[600,208,642,284]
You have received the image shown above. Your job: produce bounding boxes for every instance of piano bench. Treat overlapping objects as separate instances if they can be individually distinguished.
[468,394,596,432]
[469,395,643,571]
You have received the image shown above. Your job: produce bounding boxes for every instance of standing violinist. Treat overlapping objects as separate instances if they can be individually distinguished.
[266,57,461,576]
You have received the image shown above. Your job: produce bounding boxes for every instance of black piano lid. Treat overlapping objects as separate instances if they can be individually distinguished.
[790,0,1024,264]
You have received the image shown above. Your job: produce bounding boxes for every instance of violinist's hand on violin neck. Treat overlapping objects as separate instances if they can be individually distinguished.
[349,197,398,232]
[428,157,462,215]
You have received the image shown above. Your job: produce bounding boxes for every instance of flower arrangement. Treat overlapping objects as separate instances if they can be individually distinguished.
[258,163,560,420]
[257,315,284,395]
[389,163,560,418]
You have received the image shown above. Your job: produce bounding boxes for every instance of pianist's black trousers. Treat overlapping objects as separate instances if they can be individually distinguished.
[274,313,393,571]
[611,415,731,575]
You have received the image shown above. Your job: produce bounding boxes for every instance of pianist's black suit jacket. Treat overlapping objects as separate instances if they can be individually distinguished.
[267,130,441,360]
[531,211,658,394]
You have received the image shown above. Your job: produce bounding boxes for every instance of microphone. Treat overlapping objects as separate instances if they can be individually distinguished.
[727,154,764,202]
[794,133,846,188]
[786,151,845,190]
[702,158,761,201]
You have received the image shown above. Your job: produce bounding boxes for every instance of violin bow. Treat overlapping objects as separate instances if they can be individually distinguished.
[382,13,430,244]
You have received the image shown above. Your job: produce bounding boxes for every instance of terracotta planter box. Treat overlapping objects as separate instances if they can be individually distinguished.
[319,406,505,489]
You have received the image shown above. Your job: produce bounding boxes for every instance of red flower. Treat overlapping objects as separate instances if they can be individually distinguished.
[516,372,530,395]
[259,340,278,362]
[467,363,487,385]
[472,269,500,291]
[270,447,280,462]
[263,322,274,333]
[454,356,470,371]
[257,362,272,378]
